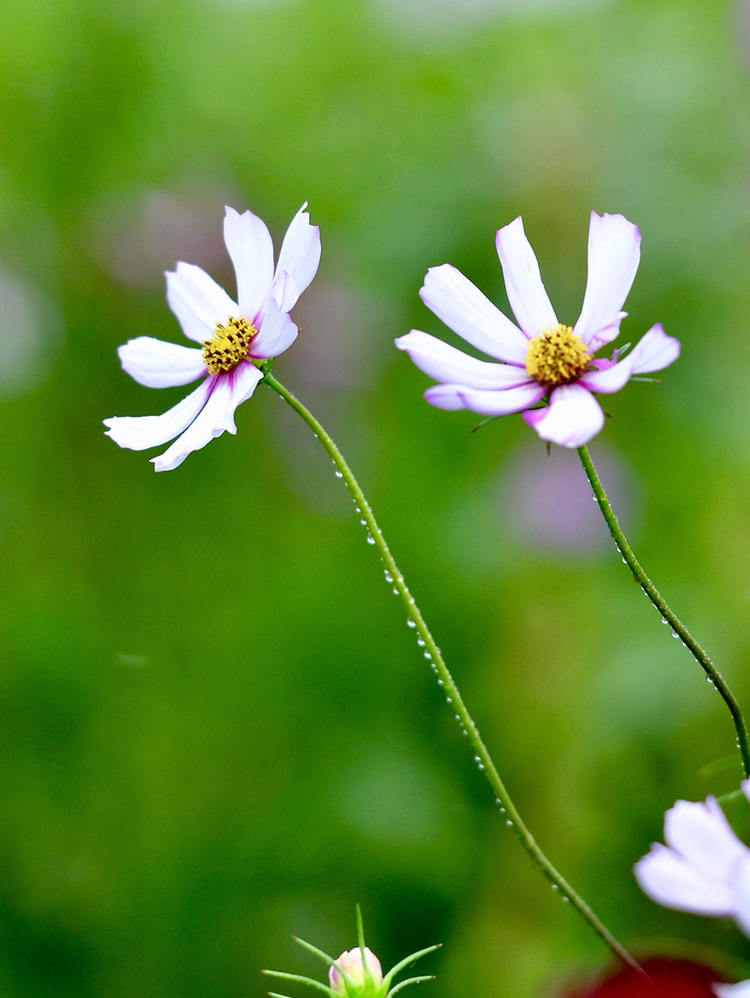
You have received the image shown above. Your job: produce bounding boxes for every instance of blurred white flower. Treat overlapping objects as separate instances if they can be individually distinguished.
[396,212,680,448]
[105,203,320,471]
[329,948,384,994]
[715,982,750,998]
[0,265,62,396]
[634,781,750,935]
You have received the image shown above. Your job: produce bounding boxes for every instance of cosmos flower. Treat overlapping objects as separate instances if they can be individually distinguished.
[329,948,383,995]
[104,203,320,471]
[395,212,680,448]
[634,781,750,936]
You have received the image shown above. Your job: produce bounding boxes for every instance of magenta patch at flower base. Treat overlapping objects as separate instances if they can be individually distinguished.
[396,212,680,448]
[104,203,321,471]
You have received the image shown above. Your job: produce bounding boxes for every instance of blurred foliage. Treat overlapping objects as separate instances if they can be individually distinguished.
[0,0,750,994]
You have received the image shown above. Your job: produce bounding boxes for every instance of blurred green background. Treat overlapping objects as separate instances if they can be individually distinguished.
[1,0,750,994]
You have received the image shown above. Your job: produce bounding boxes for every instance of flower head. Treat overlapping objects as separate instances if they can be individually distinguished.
[395,212,680,448]
[634,780,750,936]
[104,203,321,471]
[329,948,383,996]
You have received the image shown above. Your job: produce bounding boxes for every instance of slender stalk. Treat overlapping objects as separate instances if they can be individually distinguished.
[262,371,644,977]
[578,444,750,779]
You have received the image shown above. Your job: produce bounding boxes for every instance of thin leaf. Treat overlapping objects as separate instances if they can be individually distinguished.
[268,991,297,998]
[470,416,498,433]
[630,376,661,383]
[383,945,441,987]
[699,755,743,780]
[293,938,353,992]
[387,976,435,996]
[262,970,339,997]
[614,342,632,359]
[356,904,369,985]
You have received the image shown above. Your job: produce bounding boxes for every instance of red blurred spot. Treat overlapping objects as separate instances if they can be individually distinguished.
[565,957,727,998]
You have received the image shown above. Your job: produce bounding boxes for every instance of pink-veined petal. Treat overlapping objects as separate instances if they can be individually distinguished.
[272,201,321,311]
[151,365,260,473]
[104,377,214,451]
[249,296,298,359]
[574,212,641,347]
[166,262,237,343]
[420,264,529,365]
[628,323,681,374]
[588,311,628,351]
[495,216,557,338]
[223,206,275,322]
[578,355,634,394]
[395,330,535,390]
[424,381,545,415]
[634,844,736,917]
[523,383,604,447]
[118,337,206,389]
[714,983,750,998]
[664,798,750,883]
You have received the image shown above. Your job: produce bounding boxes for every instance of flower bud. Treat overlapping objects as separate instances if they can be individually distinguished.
[328,947,383,995]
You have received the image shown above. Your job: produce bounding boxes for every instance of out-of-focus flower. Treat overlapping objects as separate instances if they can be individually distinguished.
[104,203,320,471]
[329,948,383,994]
[561,956,727,997]
[634,781,750,935]
[714,983,750,998]
[396,212,680,447]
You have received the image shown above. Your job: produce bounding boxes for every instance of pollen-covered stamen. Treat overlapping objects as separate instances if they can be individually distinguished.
[202,316,256,374]
[525,324,592,388]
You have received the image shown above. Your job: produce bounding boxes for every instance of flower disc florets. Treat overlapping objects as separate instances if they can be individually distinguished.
[525,324,591,387]
[201,316,256,374]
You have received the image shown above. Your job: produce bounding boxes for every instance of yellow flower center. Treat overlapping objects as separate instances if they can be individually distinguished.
[525,324,591,388]
[202,316,256,374]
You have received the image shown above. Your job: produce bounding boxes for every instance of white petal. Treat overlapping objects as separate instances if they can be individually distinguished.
[249,296,298,359]
[395,330,535,390]
[495,216,557,337]
[574,212,641,347]
[578,357,634,394]
[151,364,261,473]
[634,844,736,917]
[223,206,275,322]
[272,202,321,311]
[714,983,750,998]
[664,798,750,883]
[733,855,750,938]
[270,270,301,313]
[420,264,529,365]
[166,262,237,343]
[524,383,604,447]
[118,337,206,388]
[588,311,628,351]
[424,381,545,415]
[104,377,213,451]
[628,323,681,374]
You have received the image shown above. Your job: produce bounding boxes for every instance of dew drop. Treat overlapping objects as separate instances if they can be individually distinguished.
[495,798,501,805]
[366,535,376,545]
[561,896,570,904]
[478,763,485,771]
[384,571,393,583]
[407,619,416,629]
[706,676,714,685]
[671,630,679,639]
[456,715,461,722]
[505,819,513,827]
[360,518,367,526]
[474,755,481,762]
[462,730,468,736]
[661,617,668,625]
[621,557,627,564]
[392,587,398,595]
[499,807,506,814]
[592,495,598,502]
[424,651,431,660]
[550,884,558,891]
[335,470,343,479]
[417,638,425,647]
[437,679,443,685]
[446,697,452,704]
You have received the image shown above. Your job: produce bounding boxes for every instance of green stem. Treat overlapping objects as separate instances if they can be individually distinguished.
[262,372,645,977]
[578,444,750,779]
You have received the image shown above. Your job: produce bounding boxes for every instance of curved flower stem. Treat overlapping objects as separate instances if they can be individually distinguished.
[578,444,750,779]
[262,371,645,978]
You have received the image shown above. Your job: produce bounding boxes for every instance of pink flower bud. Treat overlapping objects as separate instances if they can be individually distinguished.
[328,947,383,994]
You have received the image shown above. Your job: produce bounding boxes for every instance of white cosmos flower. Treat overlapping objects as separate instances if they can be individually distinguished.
[396,212,680,448]
[104,203,320,471]
[634,780,750,937]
